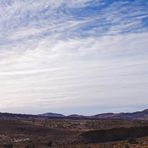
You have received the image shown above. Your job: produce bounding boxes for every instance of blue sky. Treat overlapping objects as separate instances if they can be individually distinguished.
[0,0,148,115]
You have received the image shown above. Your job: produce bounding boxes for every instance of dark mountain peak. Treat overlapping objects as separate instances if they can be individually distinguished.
[143,109,148,113]
[39,113,65,117]
[68,114,84,118]
[93,113,115,118]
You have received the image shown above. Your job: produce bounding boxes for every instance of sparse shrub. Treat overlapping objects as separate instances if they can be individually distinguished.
[3,143,13,148]
[17,127,25,132]
[25,143,35,148]
[46,140,53,147]
[125,144,130,148]
[128,138,138,144]
[28,140,33,143]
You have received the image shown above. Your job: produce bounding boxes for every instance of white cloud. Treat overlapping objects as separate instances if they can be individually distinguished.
[0,0,148,114]
[0,31,148,113]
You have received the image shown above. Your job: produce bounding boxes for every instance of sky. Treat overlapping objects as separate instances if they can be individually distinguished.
[0,0,148,115]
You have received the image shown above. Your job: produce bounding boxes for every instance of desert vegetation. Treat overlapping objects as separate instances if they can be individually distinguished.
[0,116,148,147]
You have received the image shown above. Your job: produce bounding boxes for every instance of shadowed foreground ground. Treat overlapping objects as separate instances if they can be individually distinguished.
[0,118,148,148]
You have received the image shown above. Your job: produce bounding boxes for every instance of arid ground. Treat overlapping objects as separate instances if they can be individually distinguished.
[0,117,148,148]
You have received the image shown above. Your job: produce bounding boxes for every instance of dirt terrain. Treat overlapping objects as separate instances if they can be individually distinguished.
[0,118,148,148]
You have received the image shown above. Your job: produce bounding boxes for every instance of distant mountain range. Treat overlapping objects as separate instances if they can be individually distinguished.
[39,109,148,120]
[92,109,148,120]
[0,109,148,120]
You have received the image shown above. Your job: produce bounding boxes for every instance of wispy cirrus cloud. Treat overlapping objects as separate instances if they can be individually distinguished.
[0,0,148,114]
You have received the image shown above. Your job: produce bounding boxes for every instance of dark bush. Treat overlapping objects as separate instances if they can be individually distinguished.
[128,138,138,144]
[25,143,35,148]
[3,143,13,148]
[46,140,53,146]
[125,144,130,148]
[17,127,26,132]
